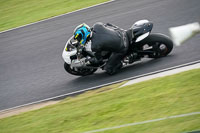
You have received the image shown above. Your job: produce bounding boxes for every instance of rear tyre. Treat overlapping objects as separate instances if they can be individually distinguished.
[140,33,173,58]
[64,62,97,76]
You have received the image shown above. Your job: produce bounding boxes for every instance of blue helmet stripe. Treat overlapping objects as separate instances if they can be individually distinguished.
[74,25,91,45]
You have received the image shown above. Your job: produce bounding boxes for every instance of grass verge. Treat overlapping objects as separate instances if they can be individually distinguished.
[0,0,109,32]
[0,69,200,133]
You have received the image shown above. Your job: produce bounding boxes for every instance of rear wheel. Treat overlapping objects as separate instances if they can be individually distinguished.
[140,33,173,58]
[64,62,97,76]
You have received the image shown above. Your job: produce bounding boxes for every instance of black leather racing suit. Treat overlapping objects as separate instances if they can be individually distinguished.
[90,22,129,75]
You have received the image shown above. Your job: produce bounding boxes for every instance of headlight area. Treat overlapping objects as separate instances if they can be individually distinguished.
[62,48,77,64]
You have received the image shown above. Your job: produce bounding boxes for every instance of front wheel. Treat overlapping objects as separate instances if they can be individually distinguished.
[64,62,97,76]
[140,33,173,58]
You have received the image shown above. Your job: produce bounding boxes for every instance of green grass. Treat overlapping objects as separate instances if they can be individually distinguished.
[104,115,200,133]
[0,0,109,32]
[0,69,200,133]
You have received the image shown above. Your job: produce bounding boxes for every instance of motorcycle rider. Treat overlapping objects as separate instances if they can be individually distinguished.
[73,22,131,75]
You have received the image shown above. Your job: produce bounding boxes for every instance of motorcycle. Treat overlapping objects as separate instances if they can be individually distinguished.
[62,20,173,76]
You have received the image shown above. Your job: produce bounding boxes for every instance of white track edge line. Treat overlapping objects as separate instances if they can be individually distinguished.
[0,60,200,113]
[83,112,200,133]
[0,0,115,34]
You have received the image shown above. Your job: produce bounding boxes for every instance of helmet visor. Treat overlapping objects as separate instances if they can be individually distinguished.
[74,32,82,42]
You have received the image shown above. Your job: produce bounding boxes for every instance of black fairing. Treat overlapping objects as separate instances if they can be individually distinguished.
[132,22,153,38]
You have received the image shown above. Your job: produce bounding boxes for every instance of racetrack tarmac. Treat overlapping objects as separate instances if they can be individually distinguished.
[0,0,200,110]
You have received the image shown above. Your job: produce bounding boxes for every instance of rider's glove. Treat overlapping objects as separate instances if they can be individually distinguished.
[78,46,86,54]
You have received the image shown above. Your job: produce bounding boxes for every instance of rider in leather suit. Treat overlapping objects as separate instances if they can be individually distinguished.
[74,22,130,75]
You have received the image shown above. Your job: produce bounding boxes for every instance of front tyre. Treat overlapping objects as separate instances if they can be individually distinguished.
[140,33,173,58]
[64,62,97,76]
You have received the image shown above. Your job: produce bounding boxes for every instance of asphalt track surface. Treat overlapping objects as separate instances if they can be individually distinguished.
[0,0,200,110]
